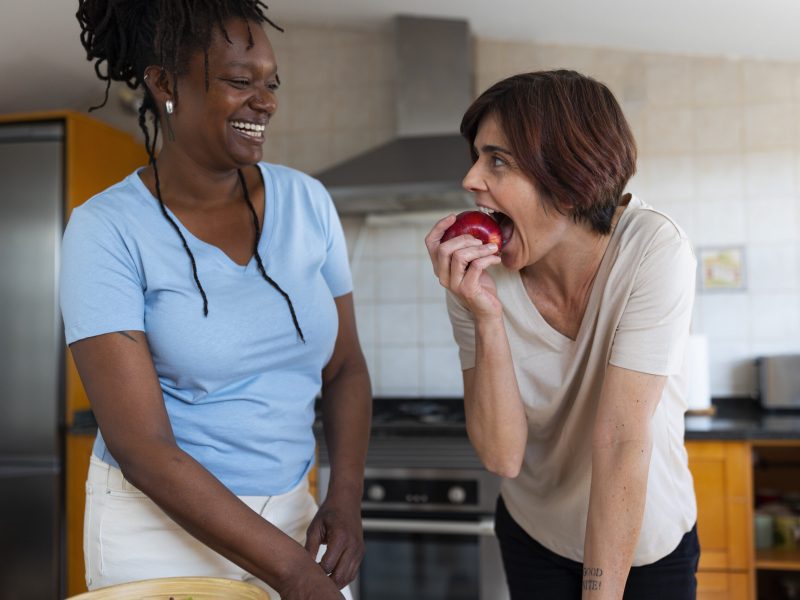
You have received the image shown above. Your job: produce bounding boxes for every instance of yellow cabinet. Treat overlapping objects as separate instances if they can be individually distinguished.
[697,571,751,599]
[686,440,755,600]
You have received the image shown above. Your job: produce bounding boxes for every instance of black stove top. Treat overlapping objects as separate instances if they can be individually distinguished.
[371,398,466,427]
[315,397,467,436]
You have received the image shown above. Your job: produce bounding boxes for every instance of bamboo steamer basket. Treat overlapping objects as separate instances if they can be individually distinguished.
[67,576,270,599]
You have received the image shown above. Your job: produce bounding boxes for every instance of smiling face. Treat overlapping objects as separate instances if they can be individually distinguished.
[462,112,573,271]
[162,18,279,170]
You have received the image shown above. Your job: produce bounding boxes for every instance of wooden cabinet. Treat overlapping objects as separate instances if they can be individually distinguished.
[697,571,751,600]
[686,440,755,600]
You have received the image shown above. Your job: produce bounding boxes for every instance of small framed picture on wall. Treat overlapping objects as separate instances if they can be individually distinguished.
[697,246,746,292]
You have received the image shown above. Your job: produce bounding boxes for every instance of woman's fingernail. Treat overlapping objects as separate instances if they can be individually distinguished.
[487,244,497,251]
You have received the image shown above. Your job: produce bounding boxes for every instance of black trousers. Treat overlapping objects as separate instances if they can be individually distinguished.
[494,496,700,600]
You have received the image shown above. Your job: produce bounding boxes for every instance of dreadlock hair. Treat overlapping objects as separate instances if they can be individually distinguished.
[76,0,305,343]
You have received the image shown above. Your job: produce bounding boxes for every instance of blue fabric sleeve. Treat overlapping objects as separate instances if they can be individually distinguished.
[60,204,145,344]
[315,179,353,298]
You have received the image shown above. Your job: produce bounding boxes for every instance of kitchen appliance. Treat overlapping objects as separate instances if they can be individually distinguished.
[317,399,509,600]
[0,121,65,597]
[758,355,800,410]
[316,16,475,215]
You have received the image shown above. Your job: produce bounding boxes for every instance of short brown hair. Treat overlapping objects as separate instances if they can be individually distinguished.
[460,70,637,234]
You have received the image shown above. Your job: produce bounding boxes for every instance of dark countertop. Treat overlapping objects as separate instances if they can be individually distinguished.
[684,398,800,441]
[76,397,800,443]
[313,397,800,442]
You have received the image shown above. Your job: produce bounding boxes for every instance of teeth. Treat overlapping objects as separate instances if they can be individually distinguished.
[478,206,496,215]
[231,120,265,133]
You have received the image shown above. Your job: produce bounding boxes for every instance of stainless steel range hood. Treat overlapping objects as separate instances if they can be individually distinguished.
[316,16,475,215]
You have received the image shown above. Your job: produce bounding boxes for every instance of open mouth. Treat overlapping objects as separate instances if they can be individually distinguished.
[230,120,265,141]
[478,206,514,247]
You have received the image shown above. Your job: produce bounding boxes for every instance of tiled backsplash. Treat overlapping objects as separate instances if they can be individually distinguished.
[92,22,800,397]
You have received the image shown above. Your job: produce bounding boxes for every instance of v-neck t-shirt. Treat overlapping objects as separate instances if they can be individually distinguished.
[60,162,352,495]
[447,196,697,565]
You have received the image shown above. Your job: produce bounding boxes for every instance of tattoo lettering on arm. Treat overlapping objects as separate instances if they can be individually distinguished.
[582,567,603,592]
[115,331,138,342]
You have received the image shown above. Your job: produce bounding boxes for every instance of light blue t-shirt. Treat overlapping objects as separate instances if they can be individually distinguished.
[60,163,352,495]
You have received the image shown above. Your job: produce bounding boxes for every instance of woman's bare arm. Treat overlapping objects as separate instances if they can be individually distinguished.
[70,330,343,599]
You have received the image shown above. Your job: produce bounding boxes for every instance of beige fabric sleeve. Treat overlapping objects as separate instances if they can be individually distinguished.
[609,228,696,376]
[445,290,478,370]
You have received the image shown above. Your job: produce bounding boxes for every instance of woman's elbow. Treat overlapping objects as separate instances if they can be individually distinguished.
[482,451,524,479]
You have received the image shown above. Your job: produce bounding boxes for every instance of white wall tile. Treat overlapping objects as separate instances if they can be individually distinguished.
[796,153,800,195]
[420,301,455,345]
[422,267,446,301]
[753,338,800,358]
[377,303,419,346]
[692,59,742,107]
[366,225,419,257]
[751,293,800,341]
[421,346,464,397]
[642,156,694,201]
[693,199,746,246]
[743,61,796,103]
[693,154,745,200]
[707,340,757,396]
[361,344,379,391]
[644,108,694,155]
[377,347,421,396]
[744,152,796,198]
[351,258,376,302]
[591,50,646,104]
[272,24,800,398]
[747,244,800,291]
[654,201,696,244]
[744,103,796,151]
[692,107,743,153]
[354,302,377,346]
[698,294,750,341]
[746,198,797,244]
[375,258,421,302]
[645,56,693,107]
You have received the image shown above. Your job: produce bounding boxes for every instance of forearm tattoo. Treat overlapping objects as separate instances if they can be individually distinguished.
[582,567,603,592]
[115,331,138,342]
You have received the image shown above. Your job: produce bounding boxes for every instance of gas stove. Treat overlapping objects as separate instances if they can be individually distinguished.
[315,397,478,469]
[315,396,507,600]
[370,398,467,434]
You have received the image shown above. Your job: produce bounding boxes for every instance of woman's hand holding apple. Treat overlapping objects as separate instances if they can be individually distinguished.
[424,212,504,321]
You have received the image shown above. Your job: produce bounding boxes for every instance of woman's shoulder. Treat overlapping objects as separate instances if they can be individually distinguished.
[66,170,154,238]
[618,196,690,248]
[73,170,149,218]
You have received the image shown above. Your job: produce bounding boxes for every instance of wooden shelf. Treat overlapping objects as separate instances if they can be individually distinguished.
[756,548,800,571]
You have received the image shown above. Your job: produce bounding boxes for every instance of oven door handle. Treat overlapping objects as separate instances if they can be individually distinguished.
[362,517,496,536]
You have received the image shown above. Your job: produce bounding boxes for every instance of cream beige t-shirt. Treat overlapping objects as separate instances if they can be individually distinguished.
[447,197,697,566]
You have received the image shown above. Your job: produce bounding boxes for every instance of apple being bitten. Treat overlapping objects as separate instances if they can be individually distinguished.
[441,211,504,254]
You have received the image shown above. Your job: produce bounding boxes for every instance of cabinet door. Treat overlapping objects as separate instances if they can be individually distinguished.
[686,441,753,572]
[697,571,750,600]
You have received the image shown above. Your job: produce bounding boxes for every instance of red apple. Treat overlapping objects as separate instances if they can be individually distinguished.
[441,211,503,254]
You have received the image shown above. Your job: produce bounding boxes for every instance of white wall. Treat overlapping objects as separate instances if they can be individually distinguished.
[93,23,800,397]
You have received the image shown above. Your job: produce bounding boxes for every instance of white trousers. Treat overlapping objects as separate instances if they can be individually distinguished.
[84,456,353,599]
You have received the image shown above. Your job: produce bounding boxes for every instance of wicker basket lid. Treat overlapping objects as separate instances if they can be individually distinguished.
[67,576,271,600]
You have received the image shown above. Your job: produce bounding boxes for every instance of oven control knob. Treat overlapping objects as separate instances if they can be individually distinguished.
[448,485,467,504]
[367,484,386,502]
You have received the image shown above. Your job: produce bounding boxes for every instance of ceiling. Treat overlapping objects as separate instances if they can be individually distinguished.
[2,0,799,115]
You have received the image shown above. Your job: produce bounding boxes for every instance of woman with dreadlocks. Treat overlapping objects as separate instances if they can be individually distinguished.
[60,1,370,598]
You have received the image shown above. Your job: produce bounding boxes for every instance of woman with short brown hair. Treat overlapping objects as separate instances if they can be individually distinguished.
[426,70,699,599]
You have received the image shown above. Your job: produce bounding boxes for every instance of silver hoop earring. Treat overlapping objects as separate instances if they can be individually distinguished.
[165,99,174,114]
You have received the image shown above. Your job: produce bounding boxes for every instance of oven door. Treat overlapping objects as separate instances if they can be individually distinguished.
[353,513,509,600]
